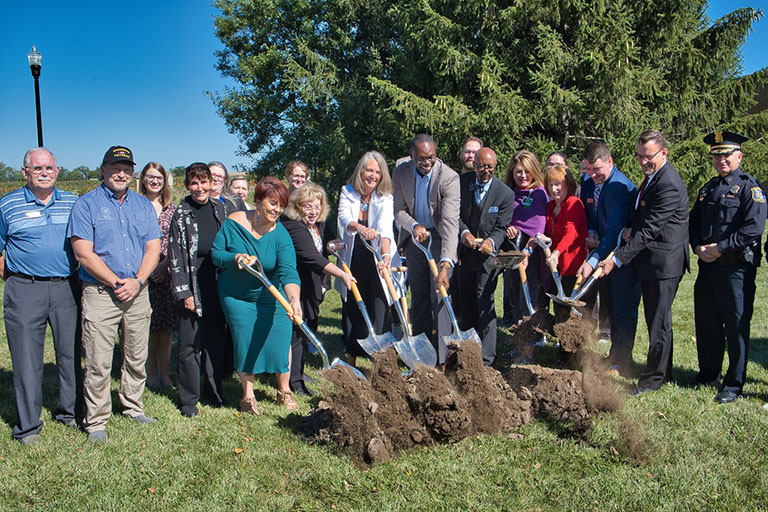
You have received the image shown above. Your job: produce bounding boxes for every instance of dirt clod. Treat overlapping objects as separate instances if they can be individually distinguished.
[302,342,622,467]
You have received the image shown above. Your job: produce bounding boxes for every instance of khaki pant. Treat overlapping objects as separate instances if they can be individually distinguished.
[81,283,152,433]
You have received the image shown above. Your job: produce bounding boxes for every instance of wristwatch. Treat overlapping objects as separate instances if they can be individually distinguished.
[135,277,144,287]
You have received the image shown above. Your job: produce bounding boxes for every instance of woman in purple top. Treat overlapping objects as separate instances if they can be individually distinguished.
[502,150,549,329]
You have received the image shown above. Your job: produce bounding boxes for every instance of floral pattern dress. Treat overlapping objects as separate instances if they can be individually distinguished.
[149,203,178,332]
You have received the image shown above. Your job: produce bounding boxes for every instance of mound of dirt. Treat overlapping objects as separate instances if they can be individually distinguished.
[302,342,621,467]
[553,314,594,353]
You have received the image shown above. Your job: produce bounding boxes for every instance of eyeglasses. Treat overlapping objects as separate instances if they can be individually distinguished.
[477,164,496,171]
[301,203,322,213]
[144,175,164,182]
[414,155,436,164]
[211,175,225,183]
[634,148,664,161]
[25,166,57,175]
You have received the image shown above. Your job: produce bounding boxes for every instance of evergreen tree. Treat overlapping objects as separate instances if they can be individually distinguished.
[211,0,766,196]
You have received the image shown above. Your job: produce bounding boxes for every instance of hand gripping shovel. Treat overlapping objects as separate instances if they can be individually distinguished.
[326,239,398,354]
[567,230,624,302]
[359,236,437,369]
[534,233,586,308]
[240,257,366,380]
[411,234,481,347]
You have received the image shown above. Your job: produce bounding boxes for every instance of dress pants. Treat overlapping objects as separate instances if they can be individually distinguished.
[176,282,231,414]
[694,262,755,394]
[290,312,316,392]
[637,276,681,390]
[4,275,78,440]
[81,283,151,433]
[457,262,501,366]
[405,229,452,365]
[604,263,641,371]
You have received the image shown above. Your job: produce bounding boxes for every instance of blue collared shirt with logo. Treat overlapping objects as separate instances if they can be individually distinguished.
[66,184,161,283]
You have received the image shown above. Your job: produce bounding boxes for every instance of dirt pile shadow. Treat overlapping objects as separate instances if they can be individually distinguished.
[302,342,622,467]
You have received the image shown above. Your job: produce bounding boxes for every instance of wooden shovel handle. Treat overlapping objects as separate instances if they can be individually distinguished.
[340,261,364,304]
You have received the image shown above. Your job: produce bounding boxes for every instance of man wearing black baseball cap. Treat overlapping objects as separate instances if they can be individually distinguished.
[689,131,766,403]
[67,145,162,440]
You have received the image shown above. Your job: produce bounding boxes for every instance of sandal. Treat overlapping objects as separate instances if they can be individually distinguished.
[239,396,260,416]
[276,390,298,411]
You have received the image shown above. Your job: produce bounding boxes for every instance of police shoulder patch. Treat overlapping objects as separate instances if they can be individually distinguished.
[751,187,766,203]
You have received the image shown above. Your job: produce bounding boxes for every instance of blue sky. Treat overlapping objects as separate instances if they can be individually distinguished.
[0,1,766,172]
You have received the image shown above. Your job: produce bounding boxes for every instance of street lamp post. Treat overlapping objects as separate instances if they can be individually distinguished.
[27,45,43,147]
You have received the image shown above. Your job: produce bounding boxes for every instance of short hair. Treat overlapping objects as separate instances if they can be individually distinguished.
[545,151,568,166]
[207,161,229,179]
[504,150,545,190]
[283,183,330,223]
[544,165,578,196]
[349,151,393,196]
[461,136,483,150]
[284,160,309,181]
[228,172,249,188]
[637,129,668,149]
[139,161,173,206]
[253,176,290,207]
[22,147,55,168]
[581,141,612,163]
[185,162,212,186]
[410,133,435,151]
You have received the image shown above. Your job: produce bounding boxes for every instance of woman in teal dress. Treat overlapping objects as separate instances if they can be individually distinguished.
[212,177,302,414]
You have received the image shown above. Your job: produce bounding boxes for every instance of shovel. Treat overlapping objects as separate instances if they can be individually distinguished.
[411,234,482,347]
[240,257,366,380]
[326,239,398,354]
[504,231,535,316]
[359,236,437,370]
[534,234,586,308]
[567,230,624,302]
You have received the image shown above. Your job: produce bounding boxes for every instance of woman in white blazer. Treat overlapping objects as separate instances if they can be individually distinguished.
[335,151,396,365]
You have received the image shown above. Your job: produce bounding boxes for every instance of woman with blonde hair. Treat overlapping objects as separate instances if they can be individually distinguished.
[336,151,395,366]
[139,161,176,389]
[285,160,310,194]
[502,150,549,330]
[281,183,354,395]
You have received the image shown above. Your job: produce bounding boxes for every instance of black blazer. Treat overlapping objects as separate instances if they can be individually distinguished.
[281,217,335,316]
[616,161,689,280]
[457,173,516,271]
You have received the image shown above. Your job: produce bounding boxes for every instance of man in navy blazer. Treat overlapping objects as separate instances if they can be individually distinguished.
[456,148,515,365]
[598,130,689,393]
[578,141,641,375]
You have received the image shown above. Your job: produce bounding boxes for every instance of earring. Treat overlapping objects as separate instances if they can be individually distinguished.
[256,209,261,221]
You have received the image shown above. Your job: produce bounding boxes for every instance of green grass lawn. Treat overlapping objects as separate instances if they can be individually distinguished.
[1,262,768,511]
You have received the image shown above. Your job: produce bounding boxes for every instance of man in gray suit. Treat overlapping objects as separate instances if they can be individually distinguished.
[393,134,460,367]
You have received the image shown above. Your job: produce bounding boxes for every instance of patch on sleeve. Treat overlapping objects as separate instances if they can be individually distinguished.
[751,187,766,203]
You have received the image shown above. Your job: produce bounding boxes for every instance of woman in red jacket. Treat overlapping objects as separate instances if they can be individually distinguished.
[523,164,587,319]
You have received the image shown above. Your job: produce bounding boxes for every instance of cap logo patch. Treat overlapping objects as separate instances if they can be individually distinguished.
[715,132,723,143]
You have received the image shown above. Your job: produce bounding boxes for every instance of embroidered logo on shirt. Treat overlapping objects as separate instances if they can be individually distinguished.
[100,207,112,220]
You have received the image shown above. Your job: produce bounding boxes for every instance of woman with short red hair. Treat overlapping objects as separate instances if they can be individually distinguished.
[212,177,302,413]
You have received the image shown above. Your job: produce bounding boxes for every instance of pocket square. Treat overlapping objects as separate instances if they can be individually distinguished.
[488,206,499,213]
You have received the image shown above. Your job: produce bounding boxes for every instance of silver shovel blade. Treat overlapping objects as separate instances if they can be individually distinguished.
[329,358,367,380]
[546,292,586,308]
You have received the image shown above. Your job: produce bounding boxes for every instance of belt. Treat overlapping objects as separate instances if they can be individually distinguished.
[9,272,69,282]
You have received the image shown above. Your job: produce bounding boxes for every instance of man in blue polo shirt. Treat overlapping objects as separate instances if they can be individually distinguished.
[67,145,161,442]
[0,147,79,445]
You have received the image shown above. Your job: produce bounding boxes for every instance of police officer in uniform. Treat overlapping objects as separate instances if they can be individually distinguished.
[689,131,767,403]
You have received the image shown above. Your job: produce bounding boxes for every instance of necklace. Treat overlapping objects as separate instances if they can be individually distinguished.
[361,199,370,212]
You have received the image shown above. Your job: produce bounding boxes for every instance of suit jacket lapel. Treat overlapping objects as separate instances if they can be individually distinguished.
[428,160,442,216]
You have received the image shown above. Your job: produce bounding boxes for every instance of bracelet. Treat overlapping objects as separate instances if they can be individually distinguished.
[135,277,144,287]
[440,261,452,270]
[525,247,534,255]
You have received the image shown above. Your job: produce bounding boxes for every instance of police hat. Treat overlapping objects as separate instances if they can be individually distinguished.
[703,131,748,155]
[102,146,136,166]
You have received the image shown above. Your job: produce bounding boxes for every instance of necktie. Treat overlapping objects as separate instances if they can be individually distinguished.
[593,184,602,207]
[638,176,649,199]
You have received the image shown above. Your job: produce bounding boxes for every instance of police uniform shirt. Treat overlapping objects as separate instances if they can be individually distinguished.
[0,186,78,277]
[689,167,767,261]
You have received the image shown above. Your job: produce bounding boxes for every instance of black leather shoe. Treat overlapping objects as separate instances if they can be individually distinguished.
[714,390,739,404]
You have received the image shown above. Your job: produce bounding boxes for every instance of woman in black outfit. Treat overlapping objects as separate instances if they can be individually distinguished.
[169,163,233,417]
[281,183,354,395]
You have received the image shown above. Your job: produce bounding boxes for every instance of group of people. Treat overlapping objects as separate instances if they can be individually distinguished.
[2,128,764,446]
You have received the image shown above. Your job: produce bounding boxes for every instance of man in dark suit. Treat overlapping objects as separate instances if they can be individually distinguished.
[393,134,460,366]
[578,141,641,376]
[456,148,515,365]
[598,130,689,393]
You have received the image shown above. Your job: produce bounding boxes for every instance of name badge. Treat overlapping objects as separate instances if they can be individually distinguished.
[586,198,594,204]
[488,206,499,213]
[25,210,42,219]
[640,201,646,207]
[521,196,533,209]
